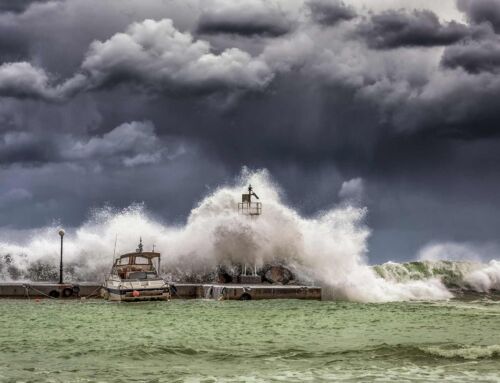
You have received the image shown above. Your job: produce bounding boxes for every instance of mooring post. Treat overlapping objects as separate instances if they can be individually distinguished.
[58,229,65,284]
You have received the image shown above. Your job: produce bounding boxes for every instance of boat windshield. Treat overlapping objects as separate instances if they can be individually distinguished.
[118,257,129,265]
[126,271,159,280]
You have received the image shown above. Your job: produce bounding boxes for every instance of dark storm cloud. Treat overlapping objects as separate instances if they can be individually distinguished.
[356,9,471,49]
[1,0,500,262]
[63,120,168,167]
[0,0,53,13]
[0,131,57,165]
[0,145,226,228]
[197,3,292,37]
[0,24,29,62]
[0,188,32,207]
[362,69,500,140]
[0,120,170,167]
[442,39,500,73]
[0,18,274,100]
[307,0,356,26]
[457,0,500,33]
[0,0,204,78]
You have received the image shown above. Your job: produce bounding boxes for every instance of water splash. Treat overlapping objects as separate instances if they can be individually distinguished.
[373,261,481,288]
[464,260,500,292]
[0,169,495,302]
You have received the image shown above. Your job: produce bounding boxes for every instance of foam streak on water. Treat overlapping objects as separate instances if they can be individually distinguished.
[0,169,497,302]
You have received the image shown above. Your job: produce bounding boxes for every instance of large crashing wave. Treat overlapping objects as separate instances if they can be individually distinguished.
[374,260,500,292]
[0,170,497,302]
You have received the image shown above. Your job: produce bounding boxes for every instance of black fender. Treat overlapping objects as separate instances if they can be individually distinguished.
[62,287,74,298]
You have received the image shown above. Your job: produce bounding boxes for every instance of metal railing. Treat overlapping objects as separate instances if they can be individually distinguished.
[238,202,262,216]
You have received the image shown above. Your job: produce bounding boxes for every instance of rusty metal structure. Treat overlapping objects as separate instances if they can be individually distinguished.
[237,185,262,279]
[238,184,262,216]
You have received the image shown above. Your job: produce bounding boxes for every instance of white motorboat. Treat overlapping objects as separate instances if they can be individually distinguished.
[103,239,170,302]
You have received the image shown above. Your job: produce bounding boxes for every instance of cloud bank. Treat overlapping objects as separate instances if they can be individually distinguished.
[0,0,500,264]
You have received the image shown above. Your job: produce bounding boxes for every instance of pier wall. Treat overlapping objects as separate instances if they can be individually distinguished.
[0,283,101,299]
[200,284,321,300]
[0,282,322,301]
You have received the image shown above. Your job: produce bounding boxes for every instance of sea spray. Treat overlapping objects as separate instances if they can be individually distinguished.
[0,169,490,302]
[464,260,500,292]
[373,261,483,288]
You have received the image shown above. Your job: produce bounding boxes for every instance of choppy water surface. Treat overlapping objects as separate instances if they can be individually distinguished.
[0,298,499,382]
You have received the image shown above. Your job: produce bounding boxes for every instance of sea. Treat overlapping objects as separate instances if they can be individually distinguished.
[0,297,499,382]
[1,172,500,381]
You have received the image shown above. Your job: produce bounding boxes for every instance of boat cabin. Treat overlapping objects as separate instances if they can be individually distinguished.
[111,251,161,281]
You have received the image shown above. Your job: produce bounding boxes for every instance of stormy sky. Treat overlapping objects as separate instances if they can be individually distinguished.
[1,0,500,263]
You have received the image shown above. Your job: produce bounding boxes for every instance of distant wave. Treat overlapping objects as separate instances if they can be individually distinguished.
[420,344,500,360]
[373,260,500,292]
[268,343,500,361]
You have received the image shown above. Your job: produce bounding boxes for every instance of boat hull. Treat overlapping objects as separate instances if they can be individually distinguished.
[104,287,170,302]
[103,280,170,302]
[103,248,170,302]
[102,282,171,302]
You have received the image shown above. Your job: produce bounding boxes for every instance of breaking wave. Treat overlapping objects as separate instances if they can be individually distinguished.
[374,260,500,293]
[421,344,500,360]
[0,169,498,302]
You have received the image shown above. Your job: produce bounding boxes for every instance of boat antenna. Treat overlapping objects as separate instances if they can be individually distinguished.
[113,234,118,259]
[157,247,161,275]
[109,233,118,275]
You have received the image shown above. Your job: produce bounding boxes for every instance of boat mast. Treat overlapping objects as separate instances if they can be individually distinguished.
[136,237,143,253]
[153,243,161,274]
[113,234,118,259]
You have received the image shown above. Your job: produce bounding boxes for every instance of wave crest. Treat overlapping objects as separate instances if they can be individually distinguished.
[421,344,500,360]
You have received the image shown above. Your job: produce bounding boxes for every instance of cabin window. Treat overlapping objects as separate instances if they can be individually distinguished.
[118,257,130,265]
[135,256,149,265]
[128,271,147,280]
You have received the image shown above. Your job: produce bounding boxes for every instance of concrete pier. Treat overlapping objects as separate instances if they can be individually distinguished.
[0,282,102,299]
[0,282,322,300]
[170,284,321,300]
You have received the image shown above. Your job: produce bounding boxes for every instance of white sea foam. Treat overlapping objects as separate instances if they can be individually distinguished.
[464,260,500,292]
[0,168,480,303]
[422,344,500,360]
[373,260,481,287]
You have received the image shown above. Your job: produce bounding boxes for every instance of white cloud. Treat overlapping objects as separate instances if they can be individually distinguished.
[63,120,166,167]
[0,18,275,100]
[79,18,273,92]
[0,62,56,100]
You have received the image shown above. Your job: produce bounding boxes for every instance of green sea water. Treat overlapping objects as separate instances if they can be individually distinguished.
[0,298,499,382]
